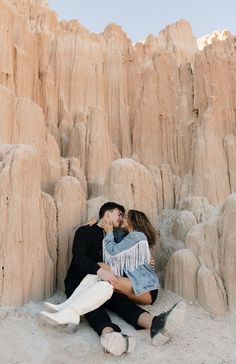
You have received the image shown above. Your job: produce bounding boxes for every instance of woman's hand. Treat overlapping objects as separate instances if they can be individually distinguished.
[98,262,112,271]
[97,268,117,287]
[100,220,113,233]
[83,217,97,226]
[149,256,155,268]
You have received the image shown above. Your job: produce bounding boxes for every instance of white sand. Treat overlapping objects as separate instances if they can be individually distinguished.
[0,289,235,364]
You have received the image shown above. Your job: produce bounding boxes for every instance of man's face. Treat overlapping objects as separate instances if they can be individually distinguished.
[105,208,124,228]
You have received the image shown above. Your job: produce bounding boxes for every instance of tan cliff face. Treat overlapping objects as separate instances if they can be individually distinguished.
[0,0,236,314]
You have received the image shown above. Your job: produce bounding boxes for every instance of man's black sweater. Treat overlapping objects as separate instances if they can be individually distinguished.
[64,224,104,297]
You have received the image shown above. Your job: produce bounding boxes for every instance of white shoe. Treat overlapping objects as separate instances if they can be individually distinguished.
[40,308,80,330]
[41,281,113,330]
[44,275,100,312]
[44,301,64,313]
[67,281,113,316]
[100,332,136,356]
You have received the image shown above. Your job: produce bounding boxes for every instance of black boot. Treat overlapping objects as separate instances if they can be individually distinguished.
[150,302,179,339]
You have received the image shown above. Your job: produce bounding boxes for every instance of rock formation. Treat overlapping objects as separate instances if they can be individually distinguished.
[0,0,236,315]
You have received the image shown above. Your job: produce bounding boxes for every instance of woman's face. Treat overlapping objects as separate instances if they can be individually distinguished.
[121,213,131,229]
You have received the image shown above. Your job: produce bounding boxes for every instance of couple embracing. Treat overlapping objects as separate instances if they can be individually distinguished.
[41,202,186,356]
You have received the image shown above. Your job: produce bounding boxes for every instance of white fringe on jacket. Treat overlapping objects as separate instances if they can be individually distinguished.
[103,239,151,277]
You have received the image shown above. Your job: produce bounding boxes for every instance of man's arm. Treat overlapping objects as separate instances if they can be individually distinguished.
[72,227,118,286]
[72,228,100,275]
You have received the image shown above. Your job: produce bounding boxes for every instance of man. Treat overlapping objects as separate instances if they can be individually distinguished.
[64,202,124,297]
[44,202,186,356]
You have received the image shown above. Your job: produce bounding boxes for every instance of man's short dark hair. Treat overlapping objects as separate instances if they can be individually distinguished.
[99,202,125,219]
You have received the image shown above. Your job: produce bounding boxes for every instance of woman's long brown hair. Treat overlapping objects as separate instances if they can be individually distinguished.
[127,209,157,248]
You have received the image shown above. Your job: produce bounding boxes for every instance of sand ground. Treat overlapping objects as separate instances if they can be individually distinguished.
[0,289,235,364]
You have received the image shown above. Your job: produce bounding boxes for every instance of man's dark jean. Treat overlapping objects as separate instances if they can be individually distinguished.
[85,292,147,336]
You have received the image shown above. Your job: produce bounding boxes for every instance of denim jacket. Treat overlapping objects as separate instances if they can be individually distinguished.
[103,231,160,295]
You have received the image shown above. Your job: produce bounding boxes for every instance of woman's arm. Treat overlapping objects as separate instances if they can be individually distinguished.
[104,232,147,256]
[101,222,146,256]
[104,231,134,255]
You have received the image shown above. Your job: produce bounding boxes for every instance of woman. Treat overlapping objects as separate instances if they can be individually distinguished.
[101,209,159,305]
[41,209,159,327]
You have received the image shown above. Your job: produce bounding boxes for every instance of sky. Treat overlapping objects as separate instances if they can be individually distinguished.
[48,0,236,43]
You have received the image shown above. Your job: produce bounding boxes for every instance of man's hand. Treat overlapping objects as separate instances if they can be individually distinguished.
[97,268,117,287]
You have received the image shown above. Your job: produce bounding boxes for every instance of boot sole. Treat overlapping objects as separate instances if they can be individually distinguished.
[100,332,136,356]
[40,311,79,332]
[152,332,171,346]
